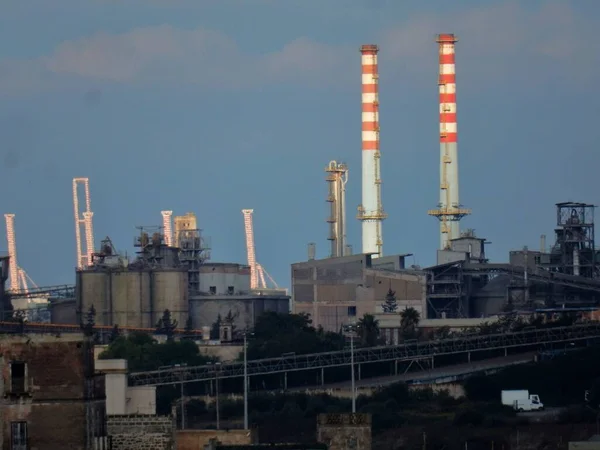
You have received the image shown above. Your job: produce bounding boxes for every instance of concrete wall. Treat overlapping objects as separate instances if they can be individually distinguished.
[76,268,189,329]
[199,263,251,295]
[292,254,426,332]
[198,344,243,362]
[176,429,256,450]
[107,415,173,450]
[96,359,156,415]
[317,413,371,450]
[0,334,106,450]
[190,296,290,330]
[49,298,77,324]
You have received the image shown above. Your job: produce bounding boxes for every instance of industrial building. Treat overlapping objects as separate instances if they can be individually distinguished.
[71,212,289,332]
[294,201,600,335]
[1,33,598,344]
[292,252,424,332]
[291,36,600,335]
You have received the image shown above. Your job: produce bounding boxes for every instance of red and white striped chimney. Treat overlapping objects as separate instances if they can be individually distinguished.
[428,34,470,249]
[357,44,386,257]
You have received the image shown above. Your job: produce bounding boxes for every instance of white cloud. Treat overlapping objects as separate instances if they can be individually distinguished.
[0,1,596,94]
[378,1,597,87]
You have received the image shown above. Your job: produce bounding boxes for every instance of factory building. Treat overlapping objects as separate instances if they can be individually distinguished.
[190,262,290,332]
[75,233,189,328]
[426,202,600,319]
[291,253,426,332]
[70,215,289,332]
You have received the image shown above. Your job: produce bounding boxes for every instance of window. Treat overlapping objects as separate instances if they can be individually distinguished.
[11,421,27,450]
[209,286,217,295]
[347,306,357,317]
[227,286,234,295]
[10,362,26,394]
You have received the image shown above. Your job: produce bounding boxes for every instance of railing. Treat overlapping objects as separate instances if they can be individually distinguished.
[0,321,203,337]
[129,322,600,386]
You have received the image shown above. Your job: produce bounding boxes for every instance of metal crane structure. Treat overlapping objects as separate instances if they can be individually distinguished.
[4,213,38,294]
[4,214,19,292]
[161,210,173,246]
[72,177,96,269]
[325,161,349,258]
[241,209,278,290]
[428,34,471,249]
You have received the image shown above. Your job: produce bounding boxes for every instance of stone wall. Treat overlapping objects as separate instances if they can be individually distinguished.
[107,415,173,450]
[176,429,257,450]
[317,413,372,450]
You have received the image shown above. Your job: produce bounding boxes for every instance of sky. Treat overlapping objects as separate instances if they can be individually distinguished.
[0,0,598,289]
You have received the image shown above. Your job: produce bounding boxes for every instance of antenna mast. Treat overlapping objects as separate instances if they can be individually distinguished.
[73,178,96,268]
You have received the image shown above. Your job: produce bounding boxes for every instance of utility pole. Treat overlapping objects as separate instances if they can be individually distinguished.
[243,331,253,430]
[343,323,361,413]
[350,331,356,413]
[215,362,221,429]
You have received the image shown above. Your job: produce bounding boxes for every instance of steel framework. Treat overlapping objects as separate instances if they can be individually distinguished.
[128,322,600,386]
[73,178,95,269]
[426,260,600,318]
[7,284,75,299]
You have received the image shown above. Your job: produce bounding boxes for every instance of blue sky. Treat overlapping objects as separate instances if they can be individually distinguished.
[0,0,598,289]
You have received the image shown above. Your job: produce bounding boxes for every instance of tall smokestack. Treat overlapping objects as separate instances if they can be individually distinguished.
[325,161,349,258]
[357,44,386,257]
[428,34,470,250]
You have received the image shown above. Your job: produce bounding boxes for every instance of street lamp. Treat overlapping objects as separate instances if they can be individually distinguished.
[343,323,361,413]
[242,330,254,430]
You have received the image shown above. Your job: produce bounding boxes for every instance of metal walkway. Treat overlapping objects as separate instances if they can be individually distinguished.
[128,322,600,386]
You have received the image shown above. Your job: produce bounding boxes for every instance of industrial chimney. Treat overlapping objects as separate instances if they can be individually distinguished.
[428,34,471,250]
[357,44,386,257]
[325,161,349,258]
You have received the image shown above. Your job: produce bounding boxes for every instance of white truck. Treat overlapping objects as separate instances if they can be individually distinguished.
[501,389,544,412]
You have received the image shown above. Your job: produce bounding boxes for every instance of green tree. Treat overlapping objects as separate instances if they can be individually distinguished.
[400,307,420,341]
[381,288,398,313]
[155,309,178,342]
[182,316,194,340]
[109,324,121,343]
[81,305,96,338]
[99,331,211,371]
[244,312,344,359]
[357,314,381,347]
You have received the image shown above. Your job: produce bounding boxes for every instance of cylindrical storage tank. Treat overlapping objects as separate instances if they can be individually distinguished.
[152,269,189,329]
[76,271,109,326]
[109,271,148,328]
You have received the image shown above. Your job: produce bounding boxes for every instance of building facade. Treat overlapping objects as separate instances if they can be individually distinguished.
[0,333,108,450]
[291,254,427,332]
[190,263,290,331]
